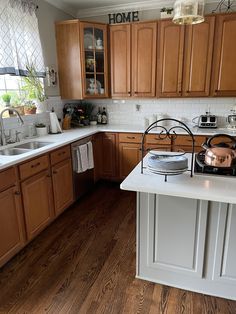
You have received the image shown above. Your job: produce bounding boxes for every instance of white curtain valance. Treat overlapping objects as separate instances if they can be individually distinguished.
[0,0,45,77]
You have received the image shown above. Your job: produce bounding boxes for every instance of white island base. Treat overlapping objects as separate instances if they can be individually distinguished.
[121,153,236,301]
[137,193,236,301]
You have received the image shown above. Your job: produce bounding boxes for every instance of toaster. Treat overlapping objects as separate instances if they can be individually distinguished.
[198,115,218,128]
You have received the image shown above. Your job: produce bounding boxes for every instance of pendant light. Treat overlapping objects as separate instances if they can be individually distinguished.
[172,0,205,25]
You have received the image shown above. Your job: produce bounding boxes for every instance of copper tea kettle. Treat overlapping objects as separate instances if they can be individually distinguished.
[202,134,236,168]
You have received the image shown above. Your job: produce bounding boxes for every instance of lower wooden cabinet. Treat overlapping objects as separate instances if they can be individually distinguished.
[21,170,54,241]
[101,133,118,179]
[119,142,141,179]
[93,133,103,182]
[52,159,74,216]
[0,186,25,267]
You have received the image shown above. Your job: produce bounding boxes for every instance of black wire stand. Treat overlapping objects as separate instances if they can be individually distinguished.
[141,118,195,182]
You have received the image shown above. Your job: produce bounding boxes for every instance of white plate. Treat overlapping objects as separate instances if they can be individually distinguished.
[147,165,188,175]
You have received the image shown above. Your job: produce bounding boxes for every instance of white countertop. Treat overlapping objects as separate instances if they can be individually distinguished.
[121,152,236,204]
[0,124,235,171]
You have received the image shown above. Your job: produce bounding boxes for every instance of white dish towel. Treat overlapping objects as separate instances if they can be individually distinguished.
[74,142,94,173]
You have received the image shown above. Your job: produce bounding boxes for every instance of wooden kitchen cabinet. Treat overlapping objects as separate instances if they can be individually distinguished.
[211,13,236,96]
[55,20,108,99]
[93,133,103,182]
[132,22,157,97]
[110,24,131,98]
[173,135,206,153]
[21,170,54,241]
[52,159,74,216]
[101,133,118,179]
[183,16,215,97]
[110,22,157,98]
[157,20,185,97]
[0,168,25,268]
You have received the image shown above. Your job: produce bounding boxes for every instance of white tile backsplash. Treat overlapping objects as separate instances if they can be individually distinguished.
[90,98,236,128]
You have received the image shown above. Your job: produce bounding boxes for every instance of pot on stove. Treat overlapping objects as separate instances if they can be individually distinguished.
[202,134,236,168]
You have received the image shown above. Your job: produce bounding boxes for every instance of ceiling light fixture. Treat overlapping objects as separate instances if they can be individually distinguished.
[172,0,205,25]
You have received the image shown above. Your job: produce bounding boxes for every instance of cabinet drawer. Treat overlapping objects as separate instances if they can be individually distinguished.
[146,134,172,146]
[0,167,17,192]
[119,133,142,143]
[174,135,206,147]
[50,145,71,165]
[19,155,49,180]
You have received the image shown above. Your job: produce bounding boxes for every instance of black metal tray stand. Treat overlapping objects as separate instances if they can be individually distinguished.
[141,118,195,182]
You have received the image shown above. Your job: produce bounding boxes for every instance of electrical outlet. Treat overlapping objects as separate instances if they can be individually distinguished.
[136,104,141,112]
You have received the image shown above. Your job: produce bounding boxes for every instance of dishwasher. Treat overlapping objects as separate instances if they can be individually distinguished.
[71,136,94,200]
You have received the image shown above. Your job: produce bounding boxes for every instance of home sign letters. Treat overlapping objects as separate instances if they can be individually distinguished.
[109,11,139,24]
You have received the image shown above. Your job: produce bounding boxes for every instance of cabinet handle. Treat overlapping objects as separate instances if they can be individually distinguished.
[31,162,40,168]
[127,136,135,139]
[47,174,51,178]
[15,191,21,196]
[58,151,66,156]
[53,170,58,174]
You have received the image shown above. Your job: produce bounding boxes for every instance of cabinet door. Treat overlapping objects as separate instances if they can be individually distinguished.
[52,159,74,216]
[55,20,83,100]
[119,143,141,179]
[110,24,131,98]
[211,13,236,96]
[22,171,54,240]
[132,22,157,97]
[157,20,185,97]
[212,203,236,284]
[80,22,109,98]
[183,16,215,97]
[101,133,118,179]
[0,187,25,267]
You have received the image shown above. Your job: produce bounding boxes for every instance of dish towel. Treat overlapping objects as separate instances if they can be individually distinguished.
[87,141,94,169]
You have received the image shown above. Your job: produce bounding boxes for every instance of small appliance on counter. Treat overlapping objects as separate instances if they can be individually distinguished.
[195,134,236,176]
[227,106,236,130]
[192,112,218,129]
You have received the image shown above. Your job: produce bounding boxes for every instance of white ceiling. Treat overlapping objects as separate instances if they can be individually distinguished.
[45,0,218,18]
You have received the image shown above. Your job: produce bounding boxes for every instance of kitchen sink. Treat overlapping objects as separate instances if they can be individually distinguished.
[0,148,31,156]
[15,141,53,150]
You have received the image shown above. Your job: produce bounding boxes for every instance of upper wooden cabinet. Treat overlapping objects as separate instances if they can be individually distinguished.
[110,24,131,98]
[157,20,185,97]
[183,16,215,97]
[211,13,236,96]
[110,22,157,98]
[55,20,108,99]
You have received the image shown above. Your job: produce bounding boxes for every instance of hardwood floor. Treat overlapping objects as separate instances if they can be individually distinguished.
[0,182,235,314]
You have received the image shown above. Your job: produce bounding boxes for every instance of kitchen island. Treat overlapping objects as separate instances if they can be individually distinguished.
[121,153,236,301]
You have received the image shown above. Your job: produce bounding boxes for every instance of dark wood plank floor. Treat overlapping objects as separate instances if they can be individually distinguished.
[0,182,236,314]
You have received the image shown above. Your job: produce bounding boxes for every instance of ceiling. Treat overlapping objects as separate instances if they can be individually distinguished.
[45,0,218,18]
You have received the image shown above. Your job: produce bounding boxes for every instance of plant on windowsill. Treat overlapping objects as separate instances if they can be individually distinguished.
[22,63,47,113]
[2,93,11,107]
[24,101,37,115]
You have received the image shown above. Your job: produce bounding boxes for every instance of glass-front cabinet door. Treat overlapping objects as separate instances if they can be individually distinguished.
[80,22,108,98]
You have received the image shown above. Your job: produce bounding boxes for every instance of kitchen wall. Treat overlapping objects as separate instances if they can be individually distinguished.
[89,98,236,128]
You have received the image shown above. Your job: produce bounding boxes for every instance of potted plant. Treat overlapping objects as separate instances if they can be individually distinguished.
[2,93,11,107]
[23,63,47,113]
[35,123,48,136]
[11,93,25,115]
[24,101,37,115]
[160,7,174,19]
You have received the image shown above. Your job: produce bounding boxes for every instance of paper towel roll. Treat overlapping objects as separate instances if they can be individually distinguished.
[50,112,62,133]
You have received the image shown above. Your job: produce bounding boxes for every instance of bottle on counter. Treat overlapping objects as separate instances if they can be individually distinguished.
[101,107,108,124]
[97,107,102,124]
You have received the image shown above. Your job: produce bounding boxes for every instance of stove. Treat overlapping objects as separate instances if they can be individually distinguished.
[194,151,236,176]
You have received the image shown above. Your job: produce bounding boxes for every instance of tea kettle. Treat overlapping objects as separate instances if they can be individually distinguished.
[202,134,236,168]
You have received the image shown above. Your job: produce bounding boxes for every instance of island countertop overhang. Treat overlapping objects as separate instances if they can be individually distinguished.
[120,154,236,204]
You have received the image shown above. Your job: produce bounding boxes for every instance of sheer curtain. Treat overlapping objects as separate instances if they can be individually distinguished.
[0,0,45,77]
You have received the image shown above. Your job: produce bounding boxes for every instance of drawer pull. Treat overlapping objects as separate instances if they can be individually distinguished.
[58,151,66,156]
[15,191,21,196]
[53,170,58,174]
[127,136,136,139]
[31,162,41,168]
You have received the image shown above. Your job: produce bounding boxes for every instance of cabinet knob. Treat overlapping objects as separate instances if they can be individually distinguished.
[31,162,40,168]
[53,170,58,174]
[15,191,21,196]
[47,174,51,178]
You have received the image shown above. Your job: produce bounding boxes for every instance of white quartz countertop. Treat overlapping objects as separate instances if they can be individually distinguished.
[121,153,236,204]
[0,124,236,171]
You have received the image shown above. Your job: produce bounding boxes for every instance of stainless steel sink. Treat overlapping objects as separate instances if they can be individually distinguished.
[0,148,31,156]
[15,141,53,150]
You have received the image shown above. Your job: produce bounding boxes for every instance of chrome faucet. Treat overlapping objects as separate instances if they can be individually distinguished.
[0,108,24,146]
